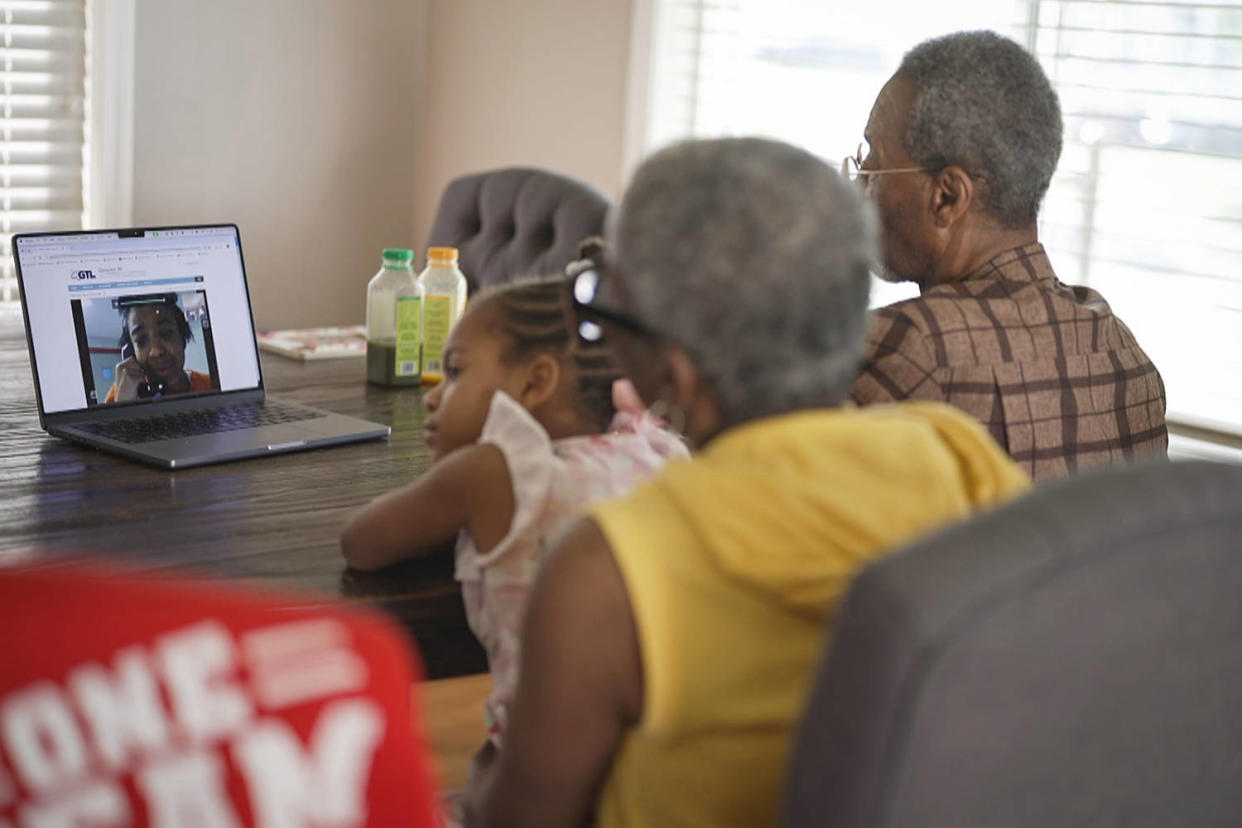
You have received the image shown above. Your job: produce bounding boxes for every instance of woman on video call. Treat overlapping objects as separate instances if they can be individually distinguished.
[104,293,212,403]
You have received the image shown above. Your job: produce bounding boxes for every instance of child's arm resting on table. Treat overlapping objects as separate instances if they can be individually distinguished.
[340,443,514,570]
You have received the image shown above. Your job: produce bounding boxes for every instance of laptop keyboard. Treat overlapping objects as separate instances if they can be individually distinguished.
[77,401,326,445]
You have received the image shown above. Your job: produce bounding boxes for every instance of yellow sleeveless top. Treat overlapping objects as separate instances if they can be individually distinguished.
[591,403,1029,827]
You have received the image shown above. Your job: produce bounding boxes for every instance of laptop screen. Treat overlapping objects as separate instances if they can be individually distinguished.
[14,225,263,415]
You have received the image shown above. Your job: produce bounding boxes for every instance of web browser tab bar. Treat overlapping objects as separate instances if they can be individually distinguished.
[18,233,119,247]
[152,228,232,238]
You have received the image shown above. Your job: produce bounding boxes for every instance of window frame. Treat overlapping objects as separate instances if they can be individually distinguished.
[86,0,133,229]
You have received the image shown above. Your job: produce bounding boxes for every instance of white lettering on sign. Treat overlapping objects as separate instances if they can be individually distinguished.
[19,781,128,828]
[234,699,384,828]
[157,622,252,742]
[68,647,170,772]
[136,750,240,828]
[1,683,88,795]
[0,618,393,826]
[242,620,368,710]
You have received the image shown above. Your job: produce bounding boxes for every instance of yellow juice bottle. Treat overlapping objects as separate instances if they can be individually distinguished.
[417,246,468,384]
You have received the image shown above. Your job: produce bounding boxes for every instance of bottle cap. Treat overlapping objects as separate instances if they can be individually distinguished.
[427,246,459,264]
[382,248,414,262]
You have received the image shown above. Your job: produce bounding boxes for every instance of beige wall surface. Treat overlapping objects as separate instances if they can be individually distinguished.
[413,0,635,254]
[132,0,424,330]
[132,0,635,328]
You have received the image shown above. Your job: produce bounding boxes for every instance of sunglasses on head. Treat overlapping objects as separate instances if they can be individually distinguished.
[570,266,660,343]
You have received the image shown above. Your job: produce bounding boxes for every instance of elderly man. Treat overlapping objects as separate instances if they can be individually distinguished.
[849,31,1167,481]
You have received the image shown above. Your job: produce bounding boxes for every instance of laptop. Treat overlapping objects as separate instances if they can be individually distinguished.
[13,223,390,469]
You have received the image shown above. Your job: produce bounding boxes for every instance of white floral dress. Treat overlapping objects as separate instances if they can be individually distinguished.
[454,390,687,745]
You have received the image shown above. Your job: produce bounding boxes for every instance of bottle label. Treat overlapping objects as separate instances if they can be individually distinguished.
[423,295,453,377]
[394,296,422,377]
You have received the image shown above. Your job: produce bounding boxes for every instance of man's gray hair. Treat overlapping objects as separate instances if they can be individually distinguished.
[899,30,1062,228]
[610,137,874,427]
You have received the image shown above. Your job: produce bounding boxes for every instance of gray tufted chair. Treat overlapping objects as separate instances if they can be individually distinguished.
[424,167,611,294]
[783,459,1242,828]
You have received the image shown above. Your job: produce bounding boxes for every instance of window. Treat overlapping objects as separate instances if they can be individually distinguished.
[1029,1,1242,433]
[0,0,87,302]
[637,0,1242,435]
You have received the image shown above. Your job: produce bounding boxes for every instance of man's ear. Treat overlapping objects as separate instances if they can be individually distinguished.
[517,353,562,410]
[930,165,975,228]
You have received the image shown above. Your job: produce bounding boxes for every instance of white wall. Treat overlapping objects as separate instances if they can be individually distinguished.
[131,0,635,329]
[132,0,424,330]
[413,0,635,255]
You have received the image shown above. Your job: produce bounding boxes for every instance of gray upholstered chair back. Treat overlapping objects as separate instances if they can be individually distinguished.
[424,167,610,294]
[783,459,1242,828]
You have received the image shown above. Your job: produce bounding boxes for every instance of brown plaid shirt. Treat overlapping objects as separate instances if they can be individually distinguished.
[851,244,1167,481]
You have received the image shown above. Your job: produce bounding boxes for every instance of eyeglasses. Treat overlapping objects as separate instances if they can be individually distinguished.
[840,143,928,184]
[570,267,659,343]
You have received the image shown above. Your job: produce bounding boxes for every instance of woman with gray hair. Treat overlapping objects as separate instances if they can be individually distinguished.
[465,137,1029,827]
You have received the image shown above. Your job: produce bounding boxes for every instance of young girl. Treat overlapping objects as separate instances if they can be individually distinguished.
[340,273,686,746]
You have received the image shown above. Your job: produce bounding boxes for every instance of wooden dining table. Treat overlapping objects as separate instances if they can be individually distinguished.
[0,301,486,679]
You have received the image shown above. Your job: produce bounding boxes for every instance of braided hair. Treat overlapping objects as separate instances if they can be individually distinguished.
[473,267,621,433]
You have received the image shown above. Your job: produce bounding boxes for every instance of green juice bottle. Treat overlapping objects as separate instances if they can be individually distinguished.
[365,248,423,386]
[417,246,468,384]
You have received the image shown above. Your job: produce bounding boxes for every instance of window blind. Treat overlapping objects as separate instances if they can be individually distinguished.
[641,0,1242,434]
[0,0,86,302]
[1022,0,1242,434]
